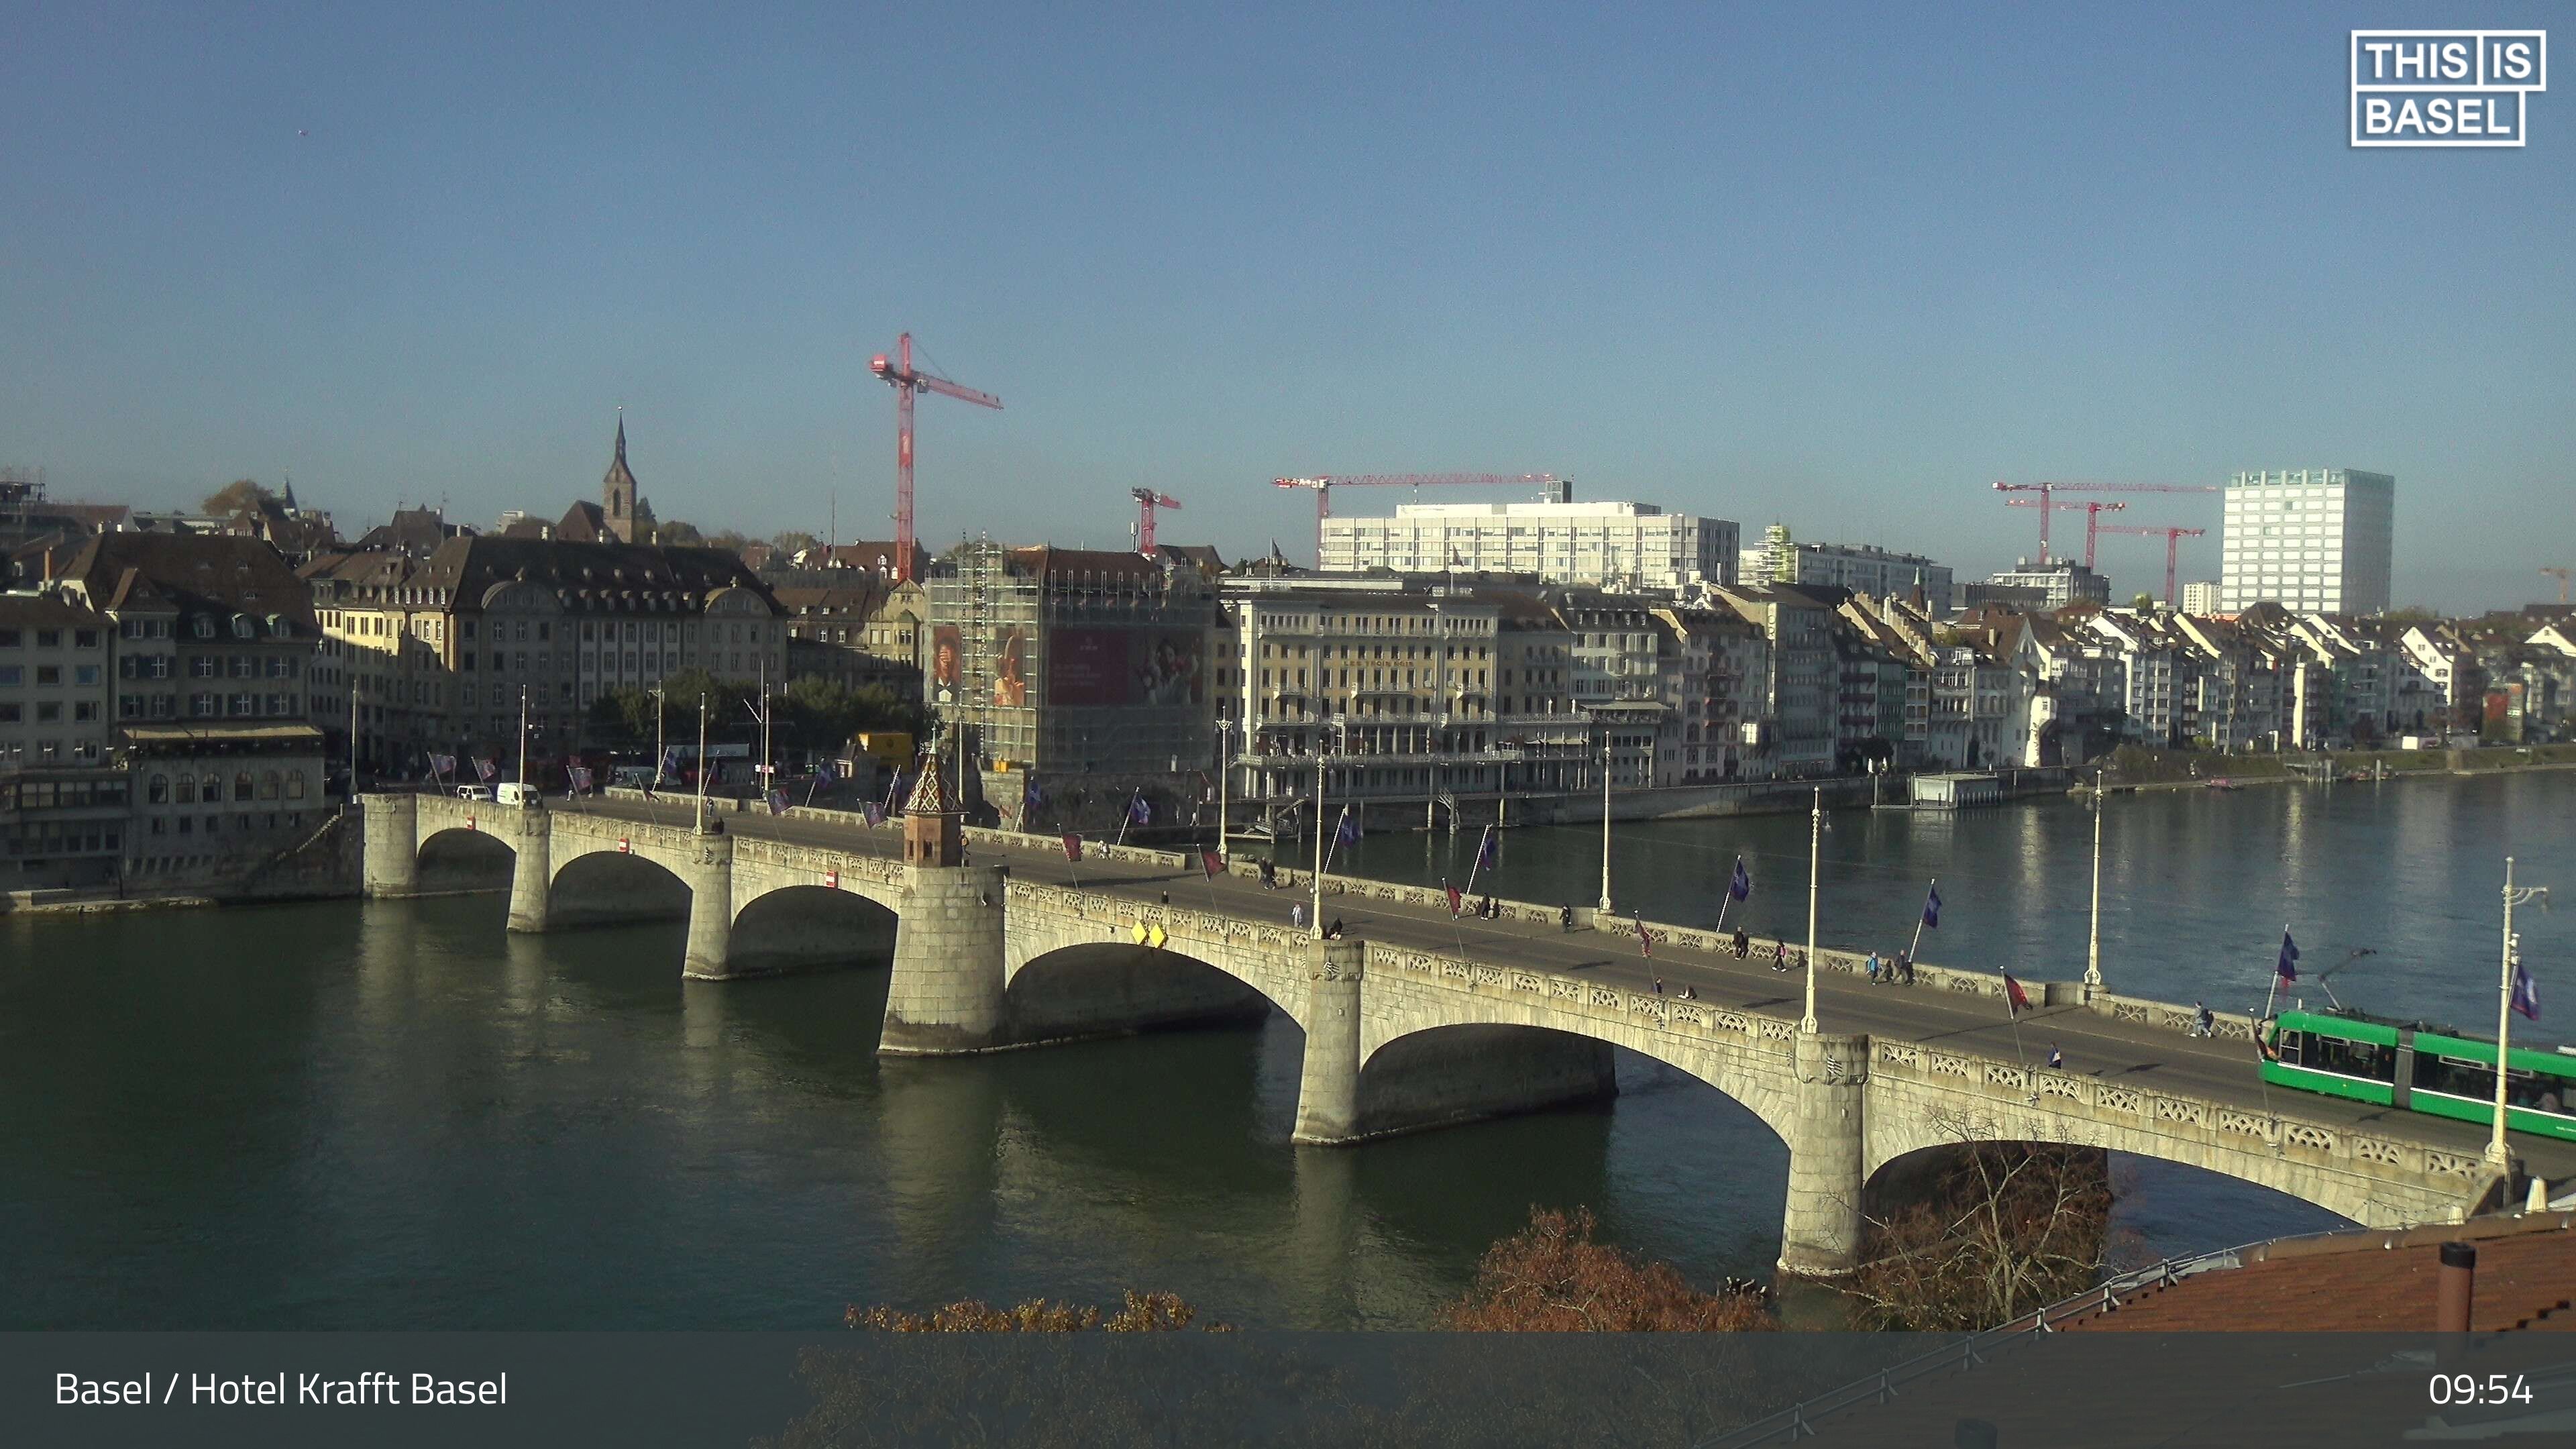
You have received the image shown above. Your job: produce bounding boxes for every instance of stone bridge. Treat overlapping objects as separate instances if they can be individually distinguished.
[363,792,2526,1276]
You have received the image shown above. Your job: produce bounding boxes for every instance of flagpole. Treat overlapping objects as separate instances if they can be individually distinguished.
[1462,824,1492,901]
[2493,857,2551,1167]
[2262,924,2286,1022]
[1909,876,1935,964]
[694,694,708,835]
[1117,790,1137,847]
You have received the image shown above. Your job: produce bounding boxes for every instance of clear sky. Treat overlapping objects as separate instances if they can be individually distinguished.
[3,2,2567,610]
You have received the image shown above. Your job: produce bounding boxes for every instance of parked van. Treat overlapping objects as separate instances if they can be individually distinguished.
[455,784,494,802]
[496,782,537,806]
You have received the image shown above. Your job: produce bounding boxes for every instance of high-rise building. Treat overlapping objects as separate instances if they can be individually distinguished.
[1737,526,1953,612]
[2219,469,2394,615]
[1320,500,1737,594]
[2180,581,2222,615]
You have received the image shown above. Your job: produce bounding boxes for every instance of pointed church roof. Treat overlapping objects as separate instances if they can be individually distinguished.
[604,415,638,493]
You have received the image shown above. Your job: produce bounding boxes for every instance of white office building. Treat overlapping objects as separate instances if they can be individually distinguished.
[2220,469,2394,616]
[1320,500,1737,594]
[1737,526,1953,612]
[2180,581,2221,616]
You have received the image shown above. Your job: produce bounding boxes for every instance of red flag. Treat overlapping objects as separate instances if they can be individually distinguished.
[1061,833,1083,862]
[1201,849,1224,879]
[1638,918,1654,958]
[1445,882,1464,915]
[2004,974,2031,1016]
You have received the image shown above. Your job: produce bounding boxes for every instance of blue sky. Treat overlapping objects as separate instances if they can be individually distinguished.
[3,2,2567,609]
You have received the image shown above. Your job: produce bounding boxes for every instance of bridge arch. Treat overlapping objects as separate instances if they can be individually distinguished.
[1004,941,1278,1045]
[728,884,900,974]
[416,825,515,891]
[1358,1014,1797,1147]
[549,846,692,930]
[1862,1081,2459,1230]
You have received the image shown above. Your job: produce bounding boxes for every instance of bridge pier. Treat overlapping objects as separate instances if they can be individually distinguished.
[880,862,1010,1054]
[361,793,419,898]
[680,830,738,980]
[504,804,552,933]
[1291,938,1368,1144]
[1779,1030,1870,1278]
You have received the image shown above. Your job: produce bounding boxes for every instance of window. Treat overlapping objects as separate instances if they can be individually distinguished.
[260,771,280,800]
[234,772,254,802]
[285,771,307,800]
[149,774,169,804]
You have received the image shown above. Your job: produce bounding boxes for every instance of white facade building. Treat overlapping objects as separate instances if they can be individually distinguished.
[2180,581,2222,615]
[2220,469,2394,615]
[1321,500,1737,594]
[1737,527,1953,612]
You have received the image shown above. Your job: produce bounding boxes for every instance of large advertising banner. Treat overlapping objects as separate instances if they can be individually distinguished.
[930,626,963,704]
[1046,628,1127,706]
[1045,627,1204,708]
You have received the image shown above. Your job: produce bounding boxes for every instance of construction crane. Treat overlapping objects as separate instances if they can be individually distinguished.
[2001,497,2127,568]
[2094,523,2208,604]
[869,332,1002,584]
[2543,567,2572,605]
[1132,488,1182,555]
[1272,473,1560,564]
[1992,480,2220,564]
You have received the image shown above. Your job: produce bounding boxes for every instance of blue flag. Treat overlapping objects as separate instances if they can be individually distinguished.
[816,761,836,787]
[2275,929,2300,983]
[2512,962,2540,1022]
[1728,856,1752,902]
[1474,826,1498,872]
[1023,777,1044,810]
[1128,794,1151,825]
[1334,810,1361,847]
[863,802,884,827]
[1922,883,1943,930]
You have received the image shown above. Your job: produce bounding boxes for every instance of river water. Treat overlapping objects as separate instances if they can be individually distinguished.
[3,773,2569,1330]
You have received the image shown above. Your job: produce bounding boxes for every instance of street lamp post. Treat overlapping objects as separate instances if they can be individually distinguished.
[515,687,530,802]
[1215,712,1230,853]
[649,685,666,788]
[1803,786,1823,1032]
[694,693,710,834]
[2084,768,2106,1001]
[2491,857,2551,1167]
[1311,718,1342,940]
[1597,718,1613,914]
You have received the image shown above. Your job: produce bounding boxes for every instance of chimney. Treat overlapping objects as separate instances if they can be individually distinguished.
[2436,1241,2475,1332]
[42,546,53,582]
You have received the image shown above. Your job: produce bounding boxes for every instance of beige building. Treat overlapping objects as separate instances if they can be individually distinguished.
[302,536,785,779]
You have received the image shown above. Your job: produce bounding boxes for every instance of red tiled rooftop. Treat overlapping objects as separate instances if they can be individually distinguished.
[2067,1211,2576,1332]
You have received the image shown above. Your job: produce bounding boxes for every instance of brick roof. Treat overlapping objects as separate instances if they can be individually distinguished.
[2065,1212,2576,1332]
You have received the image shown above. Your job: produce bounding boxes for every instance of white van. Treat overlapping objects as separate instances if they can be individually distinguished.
[455,784,494,802]
[496,782,537,806]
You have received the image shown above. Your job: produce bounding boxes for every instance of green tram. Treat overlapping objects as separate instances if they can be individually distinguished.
[2263,1010,2576,1143]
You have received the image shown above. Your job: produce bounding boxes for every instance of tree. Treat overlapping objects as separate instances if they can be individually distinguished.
[1847,1134,2124,1332]
[2131,592,2157,611]
[702,529,752,554]
[773,529,821,556]
[201,478,276,517]
[1440,1206,1774,1332]
[655,519,706,547]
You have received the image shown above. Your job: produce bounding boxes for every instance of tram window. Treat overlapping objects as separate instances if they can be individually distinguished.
[2308,1035,2396,1082]
[2416,1056,2494,1100]
[2276,1030,2304,1066]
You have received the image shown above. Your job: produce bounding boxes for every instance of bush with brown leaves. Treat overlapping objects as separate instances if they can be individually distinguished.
[1441,1207,1775,1332]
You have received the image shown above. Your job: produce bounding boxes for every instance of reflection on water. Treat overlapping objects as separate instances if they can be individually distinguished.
[1,773,2566,1328]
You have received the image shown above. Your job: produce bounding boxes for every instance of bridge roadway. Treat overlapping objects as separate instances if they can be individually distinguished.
[371,790,2574,1273]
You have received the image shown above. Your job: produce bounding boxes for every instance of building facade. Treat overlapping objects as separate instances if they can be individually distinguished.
[1322,500,1738,594]
[1978,560,2112,610]
[1739,527,1954,612]
[0,594,125,888]
[2220,468,2396,615]
[2180,580,2222,615]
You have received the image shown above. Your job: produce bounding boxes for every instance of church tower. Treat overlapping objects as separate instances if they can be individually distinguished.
[602,415,655,543]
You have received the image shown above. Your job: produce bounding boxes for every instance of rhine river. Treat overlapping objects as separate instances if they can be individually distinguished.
[4,772,2570,1330]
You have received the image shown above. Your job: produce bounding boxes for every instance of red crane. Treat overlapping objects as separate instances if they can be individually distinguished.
[1272,473,1560,563]
[2001,497,2127,568]
[1993,480,2219,564]
[1132,488,1181,554]
[869,332,1002,584]
[2093,523,2208,604]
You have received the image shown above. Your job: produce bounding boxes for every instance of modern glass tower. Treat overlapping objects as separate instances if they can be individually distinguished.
[2219,469,2394,615]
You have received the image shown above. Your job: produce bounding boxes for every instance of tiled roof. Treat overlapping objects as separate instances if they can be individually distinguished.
[2065,1212,2576,1332]
[60,532,319,637]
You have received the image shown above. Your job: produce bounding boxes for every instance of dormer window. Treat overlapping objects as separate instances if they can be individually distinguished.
[232,616,256,639]
[193,616,215,639]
